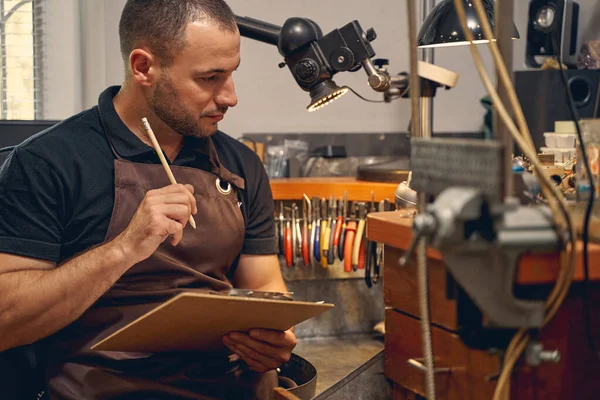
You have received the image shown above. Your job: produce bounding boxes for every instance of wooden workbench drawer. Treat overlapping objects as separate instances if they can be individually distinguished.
[384,245,457,331]
[385,308,498,400]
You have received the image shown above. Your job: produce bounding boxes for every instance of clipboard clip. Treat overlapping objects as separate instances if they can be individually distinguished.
[210,289,295,301]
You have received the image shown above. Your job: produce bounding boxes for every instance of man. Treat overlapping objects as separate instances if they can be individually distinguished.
[0,0,296,398]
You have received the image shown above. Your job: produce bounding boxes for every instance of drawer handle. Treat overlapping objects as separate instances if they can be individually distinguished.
[407,358,451,374]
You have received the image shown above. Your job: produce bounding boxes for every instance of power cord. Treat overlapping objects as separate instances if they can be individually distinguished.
[553,34,599,359]
[459,2,578,399]
[346,86,407,104]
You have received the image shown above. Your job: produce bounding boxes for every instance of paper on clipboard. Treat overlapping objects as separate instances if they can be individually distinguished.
[91,292,334,353]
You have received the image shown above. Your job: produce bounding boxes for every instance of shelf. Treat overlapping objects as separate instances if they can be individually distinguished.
[270,178,399,202]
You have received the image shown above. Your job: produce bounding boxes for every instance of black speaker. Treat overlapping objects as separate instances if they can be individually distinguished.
[515,69,600,151]
[526,0,580,67]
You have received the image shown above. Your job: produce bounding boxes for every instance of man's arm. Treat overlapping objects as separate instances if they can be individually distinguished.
[0,184,197,352]
[224,254,297,372]
[232,254,287,292]
[0,245,132,352]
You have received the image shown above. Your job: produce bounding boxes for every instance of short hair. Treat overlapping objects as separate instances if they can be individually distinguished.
[119,0,238,67]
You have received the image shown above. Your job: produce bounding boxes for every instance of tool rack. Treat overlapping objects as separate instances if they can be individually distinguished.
[270,177,399,286]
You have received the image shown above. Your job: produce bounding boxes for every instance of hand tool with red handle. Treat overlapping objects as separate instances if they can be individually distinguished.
[343,202,357,273]
[284,209,292,267]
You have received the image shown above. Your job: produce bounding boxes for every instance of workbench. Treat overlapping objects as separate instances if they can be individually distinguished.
[367,211,600,400]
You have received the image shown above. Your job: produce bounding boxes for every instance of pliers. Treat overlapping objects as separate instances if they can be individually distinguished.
[327,197,338,265]
[366,199,389,287]
[344,202,357,273]
[291,203,298,266]
[302,194,311,266]
[329,200,344,264]
[313,196,322,263]
[319,198,330,268]
[338,192,348,261]
[278,202,285,256]
[352,202,366,271]
[284,207,293,267]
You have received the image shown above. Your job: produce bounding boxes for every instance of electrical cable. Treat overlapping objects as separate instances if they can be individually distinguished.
[455,1,578,399]
[469,1,578,398]
[346,86,406,103]
[552,33,599,360]
[406,1,436,399]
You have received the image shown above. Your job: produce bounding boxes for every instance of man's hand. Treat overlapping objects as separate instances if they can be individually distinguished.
[114,184,197,264]
[223,329,297,373]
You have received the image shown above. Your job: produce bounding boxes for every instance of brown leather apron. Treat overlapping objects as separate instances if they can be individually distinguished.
[45,125,277,399]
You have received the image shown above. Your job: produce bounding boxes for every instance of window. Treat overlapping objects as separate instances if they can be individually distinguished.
[0,0,43,120]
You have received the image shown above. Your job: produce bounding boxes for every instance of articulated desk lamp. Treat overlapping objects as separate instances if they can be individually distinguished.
[235,0,518,185]
[236,0,518,111]
[235,15,455,113]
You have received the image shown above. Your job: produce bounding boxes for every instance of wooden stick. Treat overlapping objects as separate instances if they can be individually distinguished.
[141,118,197,230]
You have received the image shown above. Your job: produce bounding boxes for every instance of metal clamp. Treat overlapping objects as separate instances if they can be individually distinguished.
[398,213,436,266]
[407,358,450,374]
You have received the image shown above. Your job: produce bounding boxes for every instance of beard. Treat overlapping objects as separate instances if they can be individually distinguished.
[149,73,221,139]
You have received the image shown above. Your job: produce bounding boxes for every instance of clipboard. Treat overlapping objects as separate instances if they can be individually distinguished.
[91,292,334,352]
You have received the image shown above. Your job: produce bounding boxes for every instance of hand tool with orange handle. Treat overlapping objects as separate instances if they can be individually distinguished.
[284,208,292,267]
[351,202,366,271]
[338,192,348,261]
[327,196,338,265]
[302,194,311,266]
[320,197,332,268]
[343,202,357,272]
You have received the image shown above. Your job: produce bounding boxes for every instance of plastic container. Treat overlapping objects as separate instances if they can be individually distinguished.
[555,120,577,134]
[543,132,558,148]
[544,132,576,148]
[556,133,577,148]
[540,147,576,163]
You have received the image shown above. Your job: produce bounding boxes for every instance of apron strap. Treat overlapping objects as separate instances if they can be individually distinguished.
[208,139,245,190]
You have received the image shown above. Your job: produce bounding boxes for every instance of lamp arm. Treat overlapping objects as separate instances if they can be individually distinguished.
[361,58,392,92]
[235,16,281,46]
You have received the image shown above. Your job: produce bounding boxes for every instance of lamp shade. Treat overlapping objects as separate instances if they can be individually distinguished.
[417,0,520,49]
[307,80,349,112]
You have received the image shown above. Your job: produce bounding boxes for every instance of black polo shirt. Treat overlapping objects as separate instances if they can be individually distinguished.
[0,86,277,264]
